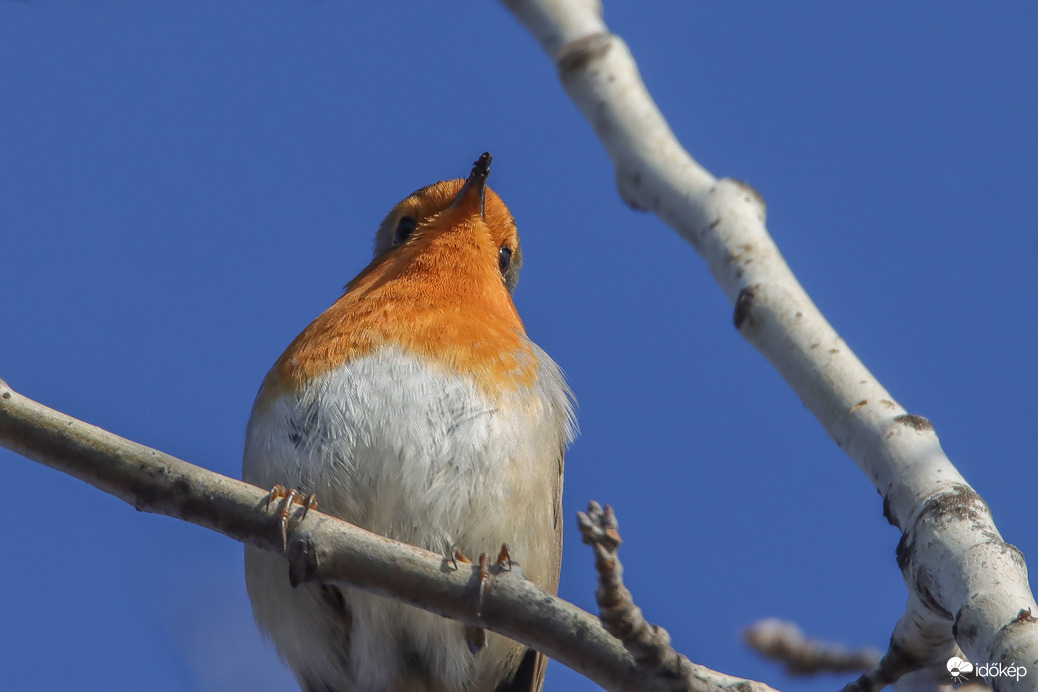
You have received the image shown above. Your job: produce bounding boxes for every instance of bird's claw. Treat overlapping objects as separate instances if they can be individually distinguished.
[496,543,514,571]
[449,545,471,571]
[448,543,516,655]
[265,485,318,551]
[476,552,491,615]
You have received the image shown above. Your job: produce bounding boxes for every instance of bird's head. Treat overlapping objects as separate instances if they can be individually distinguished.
[371,153,524,294]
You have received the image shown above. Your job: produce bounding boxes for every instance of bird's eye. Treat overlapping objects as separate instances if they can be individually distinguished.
[499,246,513,275]
[394,216,417,245]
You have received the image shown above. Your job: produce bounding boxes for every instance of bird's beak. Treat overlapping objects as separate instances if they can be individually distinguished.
[450,152,492,218]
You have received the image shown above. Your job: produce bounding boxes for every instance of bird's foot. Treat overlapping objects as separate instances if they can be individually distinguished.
[448,543,517,655]
[264,485,318,551]
[495,543,514,571]
[449,547,487,654]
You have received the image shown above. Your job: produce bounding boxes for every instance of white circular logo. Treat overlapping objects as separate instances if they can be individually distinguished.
[947,657,974,680]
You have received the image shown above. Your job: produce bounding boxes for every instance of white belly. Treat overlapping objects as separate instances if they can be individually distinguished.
[242,345,571,691]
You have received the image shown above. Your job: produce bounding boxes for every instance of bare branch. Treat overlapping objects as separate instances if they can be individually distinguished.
[743,619,880,676]
[0,378,774,692]
[578,502,778,692]
[501,0,1038,685]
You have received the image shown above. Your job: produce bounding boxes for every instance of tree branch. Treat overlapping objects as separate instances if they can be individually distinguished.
[577,502,778,692]
[743,619,881,676]
[0,378,774,692]
[500,0,1038,686]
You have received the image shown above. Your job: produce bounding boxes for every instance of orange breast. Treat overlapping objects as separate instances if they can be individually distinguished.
[261,209,537,406]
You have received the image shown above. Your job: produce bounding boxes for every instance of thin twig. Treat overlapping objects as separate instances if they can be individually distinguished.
[743,619,880,676]
[579,501,778,692]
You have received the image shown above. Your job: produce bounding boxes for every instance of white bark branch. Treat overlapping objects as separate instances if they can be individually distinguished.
[501,0,1038,688]
[0,378,774,692]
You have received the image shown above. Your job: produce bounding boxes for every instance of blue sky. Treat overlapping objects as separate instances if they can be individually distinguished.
[2,3,1036,691]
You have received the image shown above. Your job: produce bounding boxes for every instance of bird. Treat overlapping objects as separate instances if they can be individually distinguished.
[242,153,576,692]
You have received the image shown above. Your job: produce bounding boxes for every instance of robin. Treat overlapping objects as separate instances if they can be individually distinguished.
[243,153,575,692]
